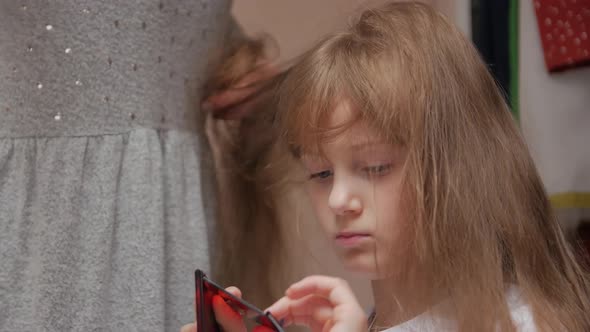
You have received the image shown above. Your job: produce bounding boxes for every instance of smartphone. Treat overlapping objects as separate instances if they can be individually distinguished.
[195,269,284,332]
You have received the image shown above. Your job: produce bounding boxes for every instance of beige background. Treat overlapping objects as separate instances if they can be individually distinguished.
[233,0,468,62]
[232,0,469,309]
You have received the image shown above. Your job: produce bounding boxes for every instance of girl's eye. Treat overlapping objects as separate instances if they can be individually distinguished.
[309,170,333,180]
[362,164,392,176]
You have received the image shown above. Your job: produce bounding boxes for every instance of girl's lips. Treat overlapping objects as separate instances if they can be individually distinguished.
[335,232,372,248]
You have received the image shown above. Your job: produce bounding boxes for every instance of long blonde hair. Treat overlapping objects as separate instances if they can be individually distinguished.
[203,38,292,307]
[275,2,590,331]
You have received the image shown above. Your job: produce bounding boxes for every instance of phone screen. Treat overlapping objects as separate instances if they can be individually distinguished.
[195,270,284,332]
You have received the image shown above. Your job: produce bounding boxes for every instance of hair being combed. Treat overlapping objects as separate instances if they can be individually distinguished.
[275,2,590,331]
[202,38,293,308]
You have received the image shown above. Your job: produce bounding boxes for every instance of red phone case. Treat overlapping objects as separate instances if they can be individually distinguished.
[195,269,284,332]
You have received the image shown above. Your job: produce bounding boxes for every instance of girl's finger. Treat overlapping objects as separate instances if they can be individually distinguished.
[180,322,196,332]
[266,295,333,325]
[281,313,326,332]
[212,295,246,332]
[225,286,242,299]
[286,276,357,307]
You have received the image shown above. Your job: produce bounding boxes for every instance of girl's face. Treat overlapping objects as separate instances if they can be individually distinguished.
[300,101,409,279]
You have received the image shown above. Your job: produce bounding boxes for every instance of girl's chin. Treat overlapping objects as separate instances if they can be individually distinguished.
[339,256,379,278]
[338,253,398,280]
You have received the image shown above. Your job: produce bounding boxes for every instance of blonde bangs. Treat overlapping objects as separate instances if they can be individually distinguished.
[275,30,415,158]
[275,44,342,156]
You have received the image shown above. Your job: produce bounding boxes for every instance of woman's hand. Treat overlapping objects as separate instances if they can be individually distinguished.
[203,64,282,188]
[266,276,368,332]
[202,63,280,120]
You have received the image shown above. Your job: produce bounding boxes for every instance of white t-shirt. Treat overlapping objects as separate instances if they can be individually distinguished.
[379,287,537,332]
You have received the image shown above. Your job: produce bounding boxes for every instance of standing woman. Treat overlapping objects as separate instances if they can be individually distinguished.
[0,1,269,331]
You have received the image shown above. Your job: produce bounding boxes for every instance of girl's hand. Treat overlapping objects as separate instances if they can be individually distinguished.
[180,286,249,332]
[266,276,368,332]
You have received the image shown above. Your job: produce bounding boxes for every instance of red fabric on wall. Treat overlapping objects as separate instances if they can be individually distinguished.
[533,0,590,72]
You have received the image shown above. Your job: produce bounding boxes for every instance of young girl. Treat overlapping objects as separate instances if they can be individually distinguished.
[261,1,590,331]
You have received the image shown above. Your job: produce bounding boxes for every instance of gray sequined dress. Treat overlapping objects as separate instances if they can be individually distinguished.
[0,1,234,331]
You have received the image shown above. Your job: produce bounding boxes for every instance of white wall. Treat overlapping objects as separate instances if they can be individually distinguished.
[519,1,590,231]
